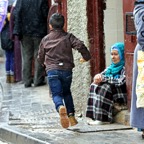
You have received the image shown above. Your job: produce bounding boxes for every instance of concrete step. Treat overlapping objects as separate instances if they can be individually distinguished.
[0,121,132,144]
[0,125,50,144]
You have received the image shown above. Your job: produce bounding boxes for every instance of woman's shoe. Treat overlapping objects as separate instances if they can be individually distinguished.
[88,120,104,125]
[10,75,15,83]
[6,75,10,83]
[87,119,110,125]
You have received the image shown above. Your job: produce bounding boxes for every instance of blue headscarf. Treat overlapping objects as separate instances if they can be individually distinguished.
[105,42,125,78]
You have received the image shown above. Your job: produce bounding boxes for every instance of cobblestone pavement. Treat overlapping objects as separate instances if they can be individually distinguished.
[0,139,9,144]
[0,57,144,144]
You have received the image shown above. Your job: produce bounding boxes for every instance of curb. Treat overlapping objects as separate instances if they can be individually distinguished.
[0,126,51,144]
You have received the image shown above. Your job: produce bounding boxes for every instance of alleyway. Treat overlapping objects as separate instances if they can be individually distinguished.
[0,56,144,144]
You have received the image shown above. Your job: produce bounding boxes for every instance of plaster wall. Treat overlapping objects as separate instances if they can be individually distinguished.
[67,0,91,115]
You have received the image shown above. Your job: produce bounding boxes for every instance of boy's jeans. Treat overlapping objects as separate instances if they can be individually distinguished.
[47,70,75,115]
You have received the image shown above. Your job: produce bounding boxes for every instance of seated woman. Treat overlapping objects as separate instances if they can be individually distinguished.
[86,42,127,125]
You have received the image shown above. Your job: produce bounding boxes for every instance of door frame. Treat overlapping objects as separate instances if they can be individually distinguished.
[87,0,106,79]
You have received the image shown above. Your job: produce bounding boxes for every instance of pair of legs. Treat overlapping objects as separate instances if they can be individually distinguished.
[86,83,127,125]
[21,36,45,87]
[5,50,14,83]
[47,70,77,128]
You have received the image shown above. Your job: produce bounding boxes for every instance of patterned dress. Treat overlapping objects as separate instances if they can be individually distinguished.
[130,4,144,130]
[86,67,127,122]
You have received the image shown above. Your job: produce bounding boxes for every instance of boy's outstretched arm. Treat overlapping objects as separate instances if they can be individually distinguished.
[69,33,91,61]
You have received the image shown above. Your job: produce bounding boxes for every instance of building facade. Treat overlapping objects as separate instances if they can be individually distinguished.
[49,0,134,116]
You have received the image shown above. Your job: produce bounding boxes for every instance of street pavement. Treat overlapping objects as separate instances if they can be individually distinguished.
[0,56,144,144]
[0,140,9,144]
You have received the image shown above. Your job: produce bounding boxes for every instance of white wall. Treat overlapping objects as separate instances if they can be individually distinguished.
[104,0,124,66]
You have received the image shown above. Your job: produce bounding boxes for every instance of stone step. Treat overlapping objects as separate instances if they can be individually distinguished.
[0,125,50,144]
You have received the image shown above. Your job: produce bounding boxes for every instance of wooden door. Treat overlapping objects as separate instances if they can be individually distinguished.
[123,0,137,109]
[87,0,106,79]
[48,0,67,31]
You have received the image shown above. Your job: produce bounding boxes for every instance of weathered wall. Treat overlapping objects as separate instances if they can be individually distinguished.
[65,0,124,116]
[104,0,124,66]
[67,0,91,116]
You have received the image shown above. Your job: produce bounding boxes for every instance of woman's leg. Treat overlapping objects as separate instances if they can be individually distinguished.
[5,50,10,75]
[5,50,10,83]
[86,83,113,123]
[9,50,14,83]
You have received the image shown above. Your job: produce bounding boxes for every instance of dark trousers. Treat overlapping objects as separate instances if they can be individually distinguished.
[21,36,45,85]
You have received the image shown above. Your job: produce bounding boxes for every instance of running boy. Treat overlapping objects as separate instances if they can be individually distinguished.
[37,13,91,128]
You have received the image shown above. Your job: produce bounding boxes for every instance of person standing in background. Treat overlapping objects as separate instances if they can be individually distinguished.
[130,0,144,139]
[9,0,22,83]
[1,5,14,83]
[13,0,49,87]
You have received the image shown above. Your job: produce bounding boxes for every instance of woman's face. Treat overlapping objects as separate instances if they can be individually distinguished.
[111,50,120,64]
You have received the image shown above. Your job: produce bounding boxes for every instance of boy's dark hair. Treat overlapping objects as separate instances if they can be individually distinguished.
[49,13,64,29]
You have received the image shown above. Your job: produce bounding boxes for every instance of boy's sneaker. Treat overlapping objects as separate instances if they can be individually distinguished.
[59,106,69,128]
[68,115,78,126]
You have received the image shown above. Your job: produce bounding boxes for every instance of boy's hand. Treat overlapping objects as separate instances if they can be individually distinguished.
[80,58,86,63]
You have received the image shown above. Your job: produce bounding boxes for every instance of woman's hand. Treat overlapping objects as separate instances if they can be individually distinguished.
[93,74,103,84]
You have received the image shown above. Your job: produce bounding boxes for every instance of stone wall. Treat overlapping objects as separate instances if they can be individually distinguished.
[67,0,91,116]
